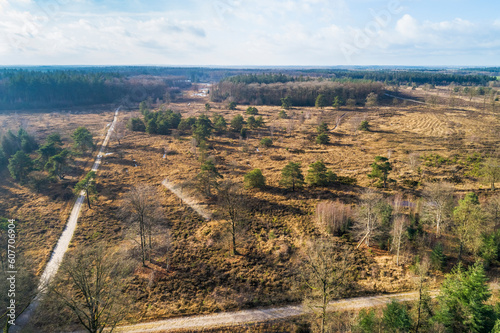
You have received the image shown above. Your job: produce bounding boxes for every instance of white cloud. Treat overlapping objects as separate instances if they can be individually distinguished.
[395,14,419,40]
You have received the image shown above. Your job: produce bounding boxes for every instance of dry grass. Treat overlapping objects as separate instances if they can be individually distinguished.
[2,88,500,325]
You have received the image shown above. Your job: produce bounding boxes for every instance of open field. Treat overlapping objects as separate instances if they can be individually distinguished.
[2,87,500,331]
[0,108,116,274]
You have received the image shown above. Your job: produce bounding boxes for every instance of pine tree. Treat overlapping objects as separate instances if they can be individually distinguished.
[368,156,392,188]
[8,150,33,183]
[280,162,304,191]
[435,262,495,333]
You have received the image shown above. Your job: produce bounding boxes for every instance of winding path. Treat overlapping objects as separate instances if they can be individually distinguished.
[12,107,120,331]
[113,290,438,332]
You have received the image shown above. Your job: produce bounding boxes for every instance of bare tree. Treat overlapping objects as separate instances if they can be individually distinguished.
[217,181,247,255]
[120,185,164,266]
[480,158,500,191]
[408,152,421,179]
[300,239,356,333]
[392,215,408,266]
[112,119,126,145]
[47,244,133,333]
[413,258,432,333]
[484,193,500,229]
[315,200,352,236]
[217,181,248,255]
[422,182,454,238]
[353,189,385,248]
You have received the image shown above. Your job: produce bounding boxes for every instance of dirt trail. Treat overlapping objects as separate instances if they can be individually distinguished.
[113,290,438,332]
[161,179,212,221]
[12,107,120,331]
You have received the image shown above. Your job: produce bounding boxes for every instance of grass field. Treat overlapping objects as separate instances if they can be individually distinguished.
[2,88,499,328]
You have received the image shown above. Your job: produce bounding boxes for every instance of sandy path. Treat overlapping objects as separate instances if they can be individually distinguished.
[161,179,212,221]
[12,107,120,331]
[113,290,438,332]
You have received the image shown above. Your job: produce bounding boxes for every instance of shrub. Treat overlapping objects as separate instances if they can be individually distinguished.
[127,117,146,132]
[228,101,237,110]
[246,106,258,115]
[317,122,328,134]
[278,110,288,119]
[354,309,379,333]
[358,120,369,131]
[316,133,330,145]
[247,116,258,129]
[244,169,266,189]
[178,117,196,132]
[260,138,273,147]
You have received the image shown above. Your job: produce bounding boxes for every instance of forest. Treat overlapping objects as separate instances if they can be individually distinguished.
[0,69,189,110]
[210,79,384,106]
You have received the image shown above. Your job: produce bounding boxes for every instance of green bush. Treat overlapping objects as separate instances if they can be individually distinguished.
[127,117,146,132]
[244,169,266,189]
[260,138,273,147]
[246,106,258,115]
[353,309,379,333]
[228,101,237,110]
[358,120,370,131]
[316,133,330,145]
[278,110,288,119]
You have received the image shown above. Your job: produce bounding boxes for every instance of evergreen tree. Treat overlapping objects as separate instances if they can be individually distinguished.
[368,156,392,188]
[317,122,329,134]
[192,114,213,143]
[246,106,258,115]
[316,133,330,145]
[45,149,70,179]
[1,130,21,158]
[280,162,304,191]
[18,128,38,153]
[247,116,258,129]
[127,118,146,132]
[281,96,292,110]
[0,148,6,168]
[8,150,33,183]
[74,171,97,209]
[430,243,447,271]
[315,94,328,108]
[453,192,484,259]
[178,117,197,132]
[332,96,343,110]
[71,127,94,153]
[196,160,222,196]
[306,161,336,187]
[382,300,413,333]
[230,114,245,132]
[213,114,227,135]
[435,262,495,333]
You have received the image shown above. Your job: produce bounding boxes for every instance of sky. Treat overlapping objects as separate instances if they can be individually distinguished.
[0,0,499,67]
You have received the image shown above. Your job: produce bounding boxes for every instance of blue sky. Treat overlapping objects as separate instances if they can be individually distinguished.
[0,0,499,66]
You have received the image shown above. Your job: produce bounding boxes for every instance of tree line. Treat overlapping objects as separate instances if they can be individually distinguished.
[210,80,384,106]
[0,70,183,110]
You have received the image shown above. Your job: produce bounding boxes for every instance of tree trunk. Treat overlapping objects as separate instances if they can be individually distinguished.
[86,190,92,209]
[232,220,237,255]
